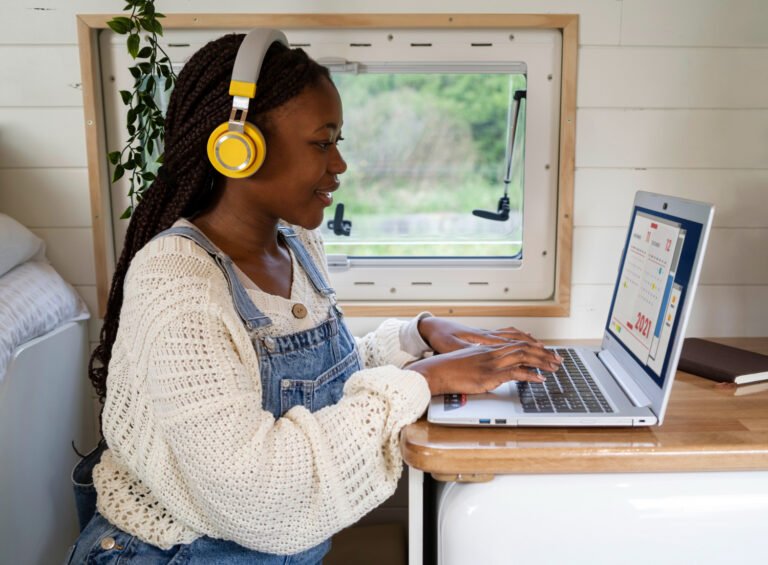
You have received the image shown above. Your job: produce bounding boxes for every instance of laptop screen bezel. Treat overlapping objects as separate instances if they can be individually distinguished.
[600,191,714,423]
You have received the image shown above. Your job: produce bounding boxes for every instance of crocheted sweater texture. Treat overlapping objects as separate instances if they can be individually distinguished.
[93,222,432,554]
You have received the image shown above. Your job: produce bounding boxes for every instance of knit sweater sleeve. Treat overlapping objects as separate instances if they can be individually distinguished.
[102,238,431,555]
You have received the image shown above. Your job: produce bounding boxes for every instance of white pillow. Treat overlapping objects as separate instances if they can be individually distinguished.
[0,213,45,278]
[0,261,90,379]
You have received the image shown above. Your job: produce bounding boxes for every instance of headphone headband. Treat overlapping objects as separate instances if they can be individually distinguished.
[208,28,289,179]
[229,29,289,98]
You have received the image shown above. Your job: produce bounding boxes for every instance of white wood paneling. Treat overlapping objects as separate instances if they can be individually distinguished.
[73,284,102,342]
[1,0,766,340]
[0,108,87,168]
[346,284,768,339]
[574,169,768,228]
[0,107,86,168]
[576,109,768,169]
[30,227,95,285]
[578,47,768,109]
[0,46,82,107]
[0,1,623,46]
[684,285,768,337]
[0,168,91,227]
[572,227,768,285]
[622,0,768,47]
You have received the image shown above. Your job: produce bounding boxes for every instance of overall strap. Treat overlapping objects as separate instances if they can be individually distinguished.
[277,226,335,298]
[152,226,272,330]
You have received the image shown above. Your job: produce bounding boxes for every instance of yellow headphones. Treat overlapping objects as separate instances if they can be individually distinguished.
[207,29,289,178]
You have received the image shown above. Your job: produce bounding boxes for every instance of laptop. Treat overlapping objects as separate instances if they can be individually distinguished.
[428,191,714,427]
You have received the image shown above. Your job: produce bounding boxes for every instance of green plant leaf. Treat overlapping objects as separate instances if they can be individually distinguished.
[109,1,176,220]
[112,164,125,182]
[120,206,132,220]
[127,33,140,58]
[107,17,131,34]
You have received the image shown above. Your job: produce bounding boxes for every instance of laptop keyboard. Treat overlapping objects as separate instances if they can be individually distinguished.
[518,348,614,413]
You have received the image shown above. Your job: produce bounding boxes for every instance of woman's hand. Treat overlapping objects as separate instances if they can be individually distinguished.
[407,340,562,396]
[418,317,545,354]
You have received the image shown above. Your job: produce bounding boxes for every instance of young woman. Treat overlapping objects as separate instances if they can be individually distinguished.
[67,30,560,564]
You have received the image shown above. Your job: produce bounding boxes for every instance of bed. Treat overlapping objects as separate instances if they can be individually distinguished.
[0,213,96,565]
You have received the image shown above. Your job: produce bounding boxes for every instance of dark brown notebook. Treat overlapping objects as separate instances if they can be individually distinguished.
[678,338,768,385]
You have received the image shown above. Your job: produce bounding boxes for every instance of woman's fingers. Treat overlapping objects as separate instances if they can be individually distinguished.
[408,340,562,395]
[488,328,543,345]
[487,341,559,368]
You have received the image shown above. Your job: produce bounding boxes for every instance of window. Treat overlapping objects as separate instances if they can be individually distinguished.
[300,29,563,302]
[87,15,577,316]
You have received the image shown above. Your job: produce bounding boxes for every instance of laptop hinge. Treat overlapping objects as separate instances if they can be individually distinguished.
[598,350,652,408]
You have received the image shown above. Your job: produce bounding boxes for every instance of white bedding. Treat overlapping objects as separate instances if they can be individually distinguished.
[0,261,89,379]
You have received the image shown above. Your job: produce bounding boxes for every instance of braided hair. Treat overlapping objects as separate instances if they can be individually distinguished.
[89,33,332,402]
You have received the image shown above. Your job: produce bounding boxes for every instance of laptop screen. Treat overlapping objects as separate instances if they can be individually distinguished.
[605,206,703,388]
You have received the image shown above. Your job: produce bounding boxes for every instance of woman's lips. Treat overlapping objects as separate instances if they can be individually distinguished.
[315,190,333,206]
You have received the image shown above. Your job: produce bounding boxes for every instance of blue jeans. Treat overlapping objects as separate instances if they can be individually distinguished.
[71,440,107,532]
[64,512,331,564]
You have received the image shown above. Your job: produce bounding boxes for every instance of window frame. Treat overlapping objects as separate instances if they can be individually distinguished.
[77,13,578,318]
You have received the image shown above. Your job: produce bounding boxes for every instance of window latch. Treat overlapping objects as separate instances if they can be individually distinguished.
[327,254,350,270]
[316,57,360,74]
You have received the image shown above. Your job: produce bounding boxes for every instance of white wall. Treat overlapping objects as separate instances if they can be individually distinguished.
[1,0,766,346]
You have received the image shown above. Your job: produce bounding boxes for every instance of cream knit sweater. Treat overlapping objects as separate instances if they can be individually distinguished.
[93,221,432,554]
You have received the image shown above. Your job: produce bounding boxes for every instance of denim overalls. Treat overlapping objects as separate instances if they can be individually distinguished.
[67,225,361,564]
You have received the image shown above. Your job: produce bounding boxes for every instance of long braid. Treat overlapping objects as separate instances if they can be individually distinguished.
[89,33,331,403]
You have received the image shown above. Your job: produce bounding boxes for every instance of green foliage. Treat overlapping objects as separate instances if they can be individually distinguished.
[107,0,176,219]
[326,71,527,257]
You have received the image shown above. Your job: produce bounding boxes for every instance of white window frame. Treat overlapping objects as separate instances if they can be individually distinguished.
[296,29,561,302]
[78,14,578,318]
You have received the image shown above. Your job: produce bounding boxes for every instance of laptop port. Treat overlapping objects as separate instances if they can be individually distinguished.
[479,418,491,424]
[495,419,507,424]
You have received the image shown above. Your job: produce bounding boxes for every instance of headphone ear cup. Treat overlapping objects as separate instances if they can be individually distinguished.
[207,122,267,179]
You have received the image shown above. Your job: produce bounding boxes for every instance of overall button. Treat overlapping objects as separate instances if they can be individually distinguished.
[100,536,122,550]
[292,303,308,319]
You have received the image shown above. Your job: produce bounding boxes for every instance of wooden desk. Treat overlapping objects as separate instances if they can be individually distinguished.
[402,338,768,565]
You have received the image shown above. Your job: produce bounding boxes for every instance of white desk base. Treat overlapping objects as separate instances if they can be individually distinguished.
[409,467,768,565]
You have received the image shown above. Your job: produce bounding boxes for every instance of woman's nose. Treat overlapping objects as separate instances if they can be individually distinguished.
[330,145,347,175]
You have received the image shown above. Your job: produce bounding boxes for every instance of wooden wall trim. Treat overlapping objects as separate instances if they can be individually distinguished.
[77,15,114,314]
[77,13,578,318]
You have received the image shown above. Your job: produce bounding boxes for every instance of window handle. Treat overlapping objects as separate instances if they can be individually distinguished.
[473,89,526,222]
[473,194,510,222]
[327,202,352,236]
